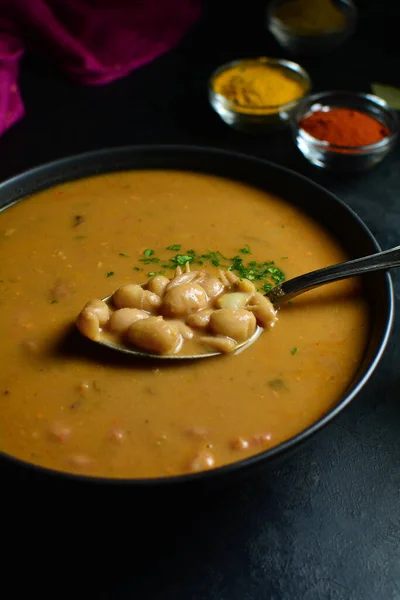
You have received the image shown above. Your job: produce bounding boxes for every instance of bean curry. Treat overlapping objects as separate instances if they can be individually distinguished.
[0,170,369,478]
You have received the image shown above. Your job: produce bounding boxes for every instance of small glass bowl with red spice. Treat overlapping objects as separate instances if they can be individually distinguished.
[293,91,399,172]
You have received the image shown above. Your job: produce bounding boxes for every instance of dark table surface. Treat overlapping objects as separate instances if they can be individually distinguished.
[2,1,400,598]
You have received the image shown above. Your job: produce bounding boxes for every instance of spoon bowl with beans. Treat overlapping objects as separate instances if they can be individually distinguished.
[76,245,400,360]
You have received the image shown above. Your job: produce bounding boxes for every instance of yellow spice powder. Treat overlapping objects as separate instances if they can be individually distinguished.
[213,60,307,114]
[274,0,347,34]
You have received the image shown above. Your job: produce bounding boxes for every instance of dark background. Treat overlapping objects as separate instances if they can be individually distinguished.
[2,1,400,598]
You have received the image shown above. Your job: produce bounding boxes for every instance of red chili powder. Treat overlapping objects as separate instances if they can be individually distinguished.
[299,107,390,147]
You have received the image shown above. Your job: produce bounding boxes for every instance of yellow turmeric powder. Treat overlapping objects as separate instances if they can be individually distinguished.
[213,58,308,114]
[274,0,347,34]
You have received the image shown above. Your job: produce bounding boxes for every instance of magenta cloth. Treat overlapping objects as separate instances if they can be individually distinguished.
[0,0,201,135]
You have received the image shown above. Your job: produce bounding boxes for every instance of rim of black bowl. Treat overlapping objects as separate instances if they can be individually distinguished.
[0,144,394,486]
[293,90,400,153]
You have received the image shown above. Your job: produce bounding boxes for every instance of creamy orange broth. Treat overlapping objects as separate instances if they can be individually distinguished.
[0,170,369,478]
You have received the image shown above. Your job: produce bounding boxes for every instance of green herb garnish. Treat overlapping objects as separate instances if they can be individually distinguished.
[228,256,284,284]
[106,271,115,277]
[171,254,194,267]
[291,347,297,355]
[119,253,129,257]
[131,244,285,289]
[139,256,160,265]
[200,250,229,268]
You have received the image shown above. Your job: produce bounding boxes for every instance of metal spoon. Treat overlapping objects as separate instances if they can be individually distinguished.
[96,244,400,360]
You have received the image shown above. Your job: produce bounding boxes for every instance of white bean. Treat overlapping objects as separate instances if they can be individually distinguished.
[199,335,237,353]
[170,320,194,340]
[246,292,277,327]
[76,308,100,341]
[186,308,213,329]
[162,283,208,318]
[237,278,256,294]
[126,316,181,354]
[146,275,170,298]
[199,276,225,299]
[109,308,149,334]
[209,308,256,342]
[217,292,252,310]
[112,284,161,312]
[83,299,110,326]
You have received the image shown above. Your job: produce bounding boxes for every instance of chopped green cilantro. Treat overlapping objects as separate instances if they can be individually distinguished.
[148,270,166,277]
[106,271,115,277]
[291,347,297,355]
[131,244,285,289]
[119,253,129,257]
[171,254,194,266]
[139,256,160,265]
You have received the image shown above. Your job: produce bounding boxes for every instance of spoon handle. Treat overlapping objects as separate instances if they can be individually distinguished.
[268,244,400,305]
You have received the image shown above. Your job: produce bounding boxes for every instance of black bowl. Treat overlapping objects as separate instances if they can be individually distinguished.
[0,145,394,490]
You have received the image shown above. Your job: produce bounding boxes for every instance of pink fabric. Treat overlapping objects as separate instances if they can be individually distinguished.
[0,0,201,135]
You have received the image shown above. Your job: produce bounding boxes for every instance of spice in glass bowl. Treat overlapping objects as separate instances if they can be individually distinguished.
[267,0,356,56]
[209,57,311,133]
[299,107,390,150]
[293,91,399,171]
[212,58,307,115]
[273,0,347,35]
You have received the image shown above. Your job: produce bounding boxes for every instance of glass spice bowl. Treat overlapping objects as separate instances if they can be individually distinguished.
[208,57,311,134]
[292,91,399,172]
[266,0,357,56]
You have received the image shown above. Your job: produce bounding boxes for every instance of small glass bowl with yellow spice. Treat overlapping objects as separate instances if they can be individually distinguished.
[267,0,357,55]
[209,57,311,133]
